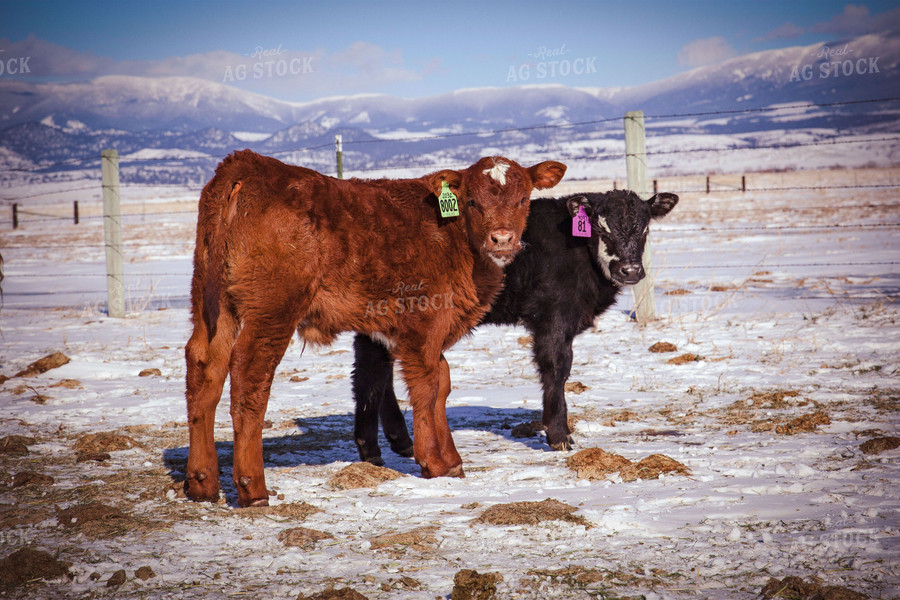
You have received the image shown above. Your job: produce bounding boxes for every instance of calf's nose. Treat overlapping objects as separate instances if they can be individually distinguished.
[617,262,645,282]
[489,229,516,249]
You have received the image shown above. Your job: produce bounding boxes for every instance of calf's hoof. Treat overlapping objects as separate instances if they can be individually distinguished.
[549,436,575,451]
[184,470,220,503]
[388,435,415,458]
[446,464,466,479]
[235,475,269,508]
[363,455,386,467]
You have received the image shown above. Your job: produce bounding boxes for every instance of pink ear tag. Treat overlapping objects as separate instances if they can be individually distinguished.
[572,205,591,237]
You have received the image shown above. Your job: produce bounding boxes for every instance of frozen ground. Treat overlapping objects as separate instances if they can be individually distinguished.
[0,167,898,599]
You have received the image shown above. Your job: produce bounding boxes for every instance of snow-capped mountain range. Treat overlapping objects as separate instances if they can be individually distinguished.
[1,32,898,184]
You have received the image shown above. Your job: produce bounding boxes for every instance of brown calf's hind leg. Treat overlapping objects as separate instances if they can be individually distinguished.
[229,320,297,507]
[184,311,237,502]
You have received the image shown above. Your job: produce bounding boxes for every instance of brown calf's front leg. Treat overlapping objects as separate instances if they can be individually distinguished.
[435,354,463,477]
[184,314,237,502]
[229,323,295,507]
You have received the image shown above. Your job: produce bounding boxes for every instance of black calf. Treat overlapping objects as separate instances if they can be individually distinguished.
[351,190,678,463]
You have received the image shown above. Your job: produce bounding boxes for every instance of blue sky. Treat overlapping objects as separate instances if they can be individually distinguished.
[1,1,898,102]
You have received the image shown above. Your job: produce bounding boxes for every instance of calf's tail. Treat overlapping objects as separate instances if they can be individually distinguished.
[195,169,242,342]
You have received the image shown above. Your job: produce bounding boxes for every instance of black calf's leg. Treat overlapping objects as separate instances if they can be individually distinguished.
[379,383,414,457]
[530,326,576,450]
[352,335,393,465]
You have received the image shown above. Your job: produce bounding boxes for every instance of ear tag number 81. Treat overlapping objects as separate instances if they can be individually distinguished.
[572,205,591,237]
[438,180,460,218]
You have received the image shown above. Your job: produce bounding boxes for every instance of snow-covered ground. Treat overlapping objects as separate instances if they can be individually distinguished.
[1,168,898,599]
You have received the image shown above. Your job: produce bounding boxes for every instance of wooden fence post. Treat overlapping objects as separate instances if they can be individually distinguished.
[11,203,17,229]
[74,201,79,225]
[742,175,746,192]
[101,150,125,318]
[335,134,343,179]
[624,110,655,324]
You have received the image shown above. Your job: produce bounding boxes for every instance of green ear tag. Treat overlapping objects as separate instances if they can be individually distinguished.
[438,180,460,218]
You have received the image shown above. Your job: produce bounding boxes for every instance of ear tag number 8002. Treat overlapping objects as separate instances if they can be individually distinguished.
[438,181,460,218]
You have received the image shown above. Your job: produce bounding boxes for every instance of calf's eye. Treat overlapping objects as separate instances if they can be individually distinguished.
[519,197,527,206]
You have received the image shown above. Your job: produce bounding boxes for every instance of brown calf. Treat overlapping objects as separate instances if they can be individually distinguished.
[184,150,566,506]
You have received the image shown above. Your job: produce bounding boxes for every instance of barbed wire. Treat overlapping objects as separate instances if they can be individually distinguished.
[6,259,898,281]
[4,95,897,176]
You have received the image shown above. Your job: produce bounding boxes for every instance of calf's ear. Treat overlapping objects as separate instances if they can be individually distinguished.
[647,192,678,218]
[565,195,592,218]
[425,170,462,198]
[528,161,567,190]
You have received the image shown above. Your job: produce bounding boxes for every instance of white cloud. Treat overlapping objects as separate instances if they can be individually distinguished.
[811,4,900,36]
[677,37,738,68]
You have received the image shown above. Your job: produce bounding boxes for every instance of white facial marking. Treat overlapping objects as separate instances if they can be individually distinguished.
[490,254,511,268]
[370,332,395,351]
[596,242,619,282]
[483,161,509,186]
[597,216,611,233]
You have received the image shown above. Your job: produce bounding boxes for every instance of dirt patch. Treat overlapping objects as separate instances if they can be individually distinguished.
[14,352,70,378]
[56,503,154,538]
[477,498,591,528]
[666,288,691,295]
[775,411,831,435]
[0,435,35,455]
[50,379,81,389]
[711,284,737,292]
[278,526,334,549]
[751,389,801,409]
[667,353,702,365]
[73,431,142,454]
[297,588,369,600]
[859,436,900,455]
[11,471,54,488]
[135,566,155,580]
[0,506,53,526]
[0,547,72,588]
[369,526,438,554]
[451,569,503,600]
[567,447,690,482]
[649,342,678,353]
[602,409,636,427]
[138,368,162,377]
[106,569,127,587]
[760,575,868,599]
[566,448,630,479]
[236,502,321,520]
[511,421,544,438]
[564,381,589,394]
[327,462,403,490]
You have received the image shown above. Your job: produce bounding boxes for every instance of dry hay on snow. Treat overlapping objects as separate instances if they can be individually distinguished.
[451,569,503,600]
[278,526,334,549]
[327,462,403,490]
[567,447,690,482]
[477,498,591,528]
